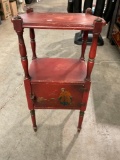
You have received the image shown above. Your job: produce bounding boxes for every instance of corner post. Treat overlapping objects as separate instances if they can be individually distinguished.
[12,16,37,131]
[12,16,30,79]
[86,17,103,81]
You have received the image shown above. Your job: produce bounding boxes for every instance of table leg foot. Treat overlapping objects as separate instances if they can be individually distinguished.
[33,126,37,132]
[77,127,81,133]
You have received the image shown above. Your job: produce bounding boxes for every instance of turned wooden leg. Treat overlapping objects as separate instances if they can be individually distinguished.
[77,111,85,132]
[30,28,37,60]
[80,31,88,60]
[30,110,37,132]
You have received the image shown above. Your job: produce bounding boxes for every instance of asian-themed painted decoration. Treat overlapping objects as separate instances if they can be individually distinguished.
[59,88,72,106]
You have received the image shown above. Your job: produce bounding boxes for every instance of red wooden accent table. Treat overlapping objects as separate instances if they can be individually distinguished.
[12,8,106,132]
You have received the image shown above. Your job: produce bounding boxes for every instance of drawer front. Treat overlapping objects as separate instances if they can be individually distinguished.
[31,82,86,109]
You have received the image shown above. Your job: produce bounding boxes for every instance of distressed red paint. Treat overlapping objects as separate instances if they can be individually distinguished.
[12,8,106,132]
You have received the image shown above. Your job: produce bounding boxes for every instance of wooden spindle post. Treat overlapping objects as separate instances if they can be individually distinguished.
[80,8,92,61]
[80,31,88,60]
[26,8,37,60]
[30,28,37,59]
[12,16,30,79]
[18,33,30,79]
[86,18,103,81]
[12,16,37,131]
[77,18,104,132]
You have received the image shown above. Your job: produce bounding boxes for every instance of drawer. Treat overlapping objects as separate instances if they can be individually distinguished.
[31,82,87,110]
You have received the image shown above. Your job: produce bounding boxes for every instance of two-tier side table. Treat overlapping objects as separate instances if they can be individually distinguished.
[12,8,105,132]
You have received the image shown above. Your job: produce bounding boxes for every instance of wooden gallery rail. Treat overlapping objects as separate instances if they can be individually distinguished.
[12,8,106,132]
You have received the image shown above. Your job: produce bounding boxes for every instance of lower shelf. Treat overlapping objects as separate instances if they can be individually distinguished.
[29,58,87,83]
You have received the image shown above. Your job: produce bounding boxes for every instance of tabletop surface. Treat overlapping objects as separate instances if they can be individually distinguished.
[19,12,105,30]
